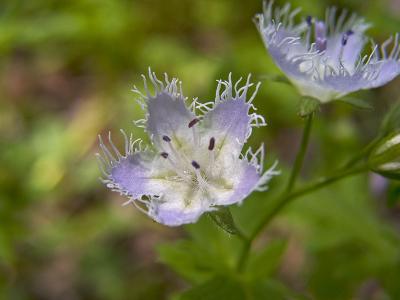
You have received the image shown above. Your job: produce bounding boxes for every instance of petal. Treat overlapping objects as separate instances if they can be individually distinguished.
[97,132,175,200]
[150,206,204,226]
[135,71,196,146]
[202,98,250,150]
[149,195,205,226]
[324,32,366,71]
[147,91,195,146]
[148,185,212,226]
[214,162,261,206]
[366,59,400,88]
[322,12,370,71]
[200,76,262,157]
[108,151,168,198]
[320,72,366,95]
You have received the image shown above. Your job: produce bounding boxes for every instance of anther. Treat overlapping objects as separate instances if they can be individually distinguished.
[306,16,312,26]
[188,118,200,128]
[346,29,354,36]
[191,161,200,169]
[162,135,171,142]
[208,137,215,151]
[342,34,348,46]
[161,152,169,159]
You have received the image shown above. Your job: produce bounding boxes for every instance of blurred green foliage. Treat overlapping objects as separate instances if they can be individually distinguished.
[1,0,400,299]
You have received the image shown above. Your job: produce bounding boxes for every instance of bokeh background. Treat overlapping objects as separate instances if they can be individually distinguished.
[1,0,400,299]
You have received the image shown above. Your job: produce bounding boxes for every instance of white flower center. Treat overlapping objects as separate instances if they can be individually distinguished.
[158,119,234,204]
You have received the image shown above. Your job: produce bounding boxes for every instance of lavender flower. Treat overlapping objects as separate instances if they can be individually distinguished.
[97,70,278,226]
[255,1,400,103]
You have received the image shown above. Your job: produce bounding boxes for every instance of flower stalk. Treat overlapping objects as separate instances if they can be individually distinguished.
[286,113,314,193]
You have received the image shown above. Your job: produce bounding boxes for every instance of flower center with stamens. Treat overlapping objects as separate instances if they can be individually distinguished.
[159,130,230,201]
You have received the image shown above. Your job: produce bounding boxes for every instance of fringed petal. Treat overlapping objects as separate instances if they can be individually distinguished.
[133,69,196,147]
[201,74,264,157]
[366,59,400,89]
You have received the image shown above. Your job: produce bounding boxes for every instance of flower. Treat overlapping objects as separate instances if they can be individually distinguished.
[255,1,400,103]
[96,69,279,226]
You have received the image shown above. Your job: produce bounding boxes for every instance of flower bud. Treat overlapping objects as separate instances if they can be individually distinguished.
[368,132,400,179]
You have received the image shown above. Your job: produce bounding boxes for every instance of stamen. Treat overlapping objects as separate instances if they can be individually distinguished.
[305,16,313,49]
[192,161,200,169]
[162,135,171,142]
[189,119,200,146]
[188,118,200,128]
[208,137,215,151]
[161,152,169,159]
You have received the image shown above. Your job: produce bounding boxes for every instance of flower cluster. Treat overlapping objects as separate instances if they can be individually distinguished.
[255,1,400,102]
[97,1,400,227]
[97,70,278,226]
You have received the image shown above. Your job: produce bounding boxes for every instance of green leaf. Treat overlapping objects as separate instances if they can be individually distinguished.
[245,239,287,280]
[179,276,246,300]
[207,207,241,235]
[250,279,309,300]
[299,96,320,118]
[157,241,217,283]
[336,97,373,110]
[157,218,242,283]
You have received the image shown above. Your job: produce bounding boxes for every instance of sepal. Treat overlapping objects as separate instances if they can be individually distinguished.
[298,96,320,118]
[208,207,241,236]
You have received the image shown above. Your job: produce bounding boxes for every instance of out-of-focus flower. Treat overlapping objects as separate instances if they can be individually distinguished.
[368,132,400,180]
[255,1,400,103]
[97,70,278,226]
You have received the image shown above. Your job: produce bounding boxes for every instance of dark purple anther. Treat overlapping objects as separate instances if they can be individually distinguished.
[342,34,348,46]
[306,15,312,26]
[208,137,215,151]
[162,135,171,142]
[161,152,169,159]
[191,161,200,169]
[188,118,200,128]
[341,30,353,46]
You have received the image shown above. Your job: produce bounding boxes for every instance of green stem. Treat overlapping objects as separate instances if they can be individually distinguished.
[342,137,380,169]
[286,114,313,193]
[236,240,251,272]
[236,164,368,272]
[237,114,313,272]
[286,165,368,203]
